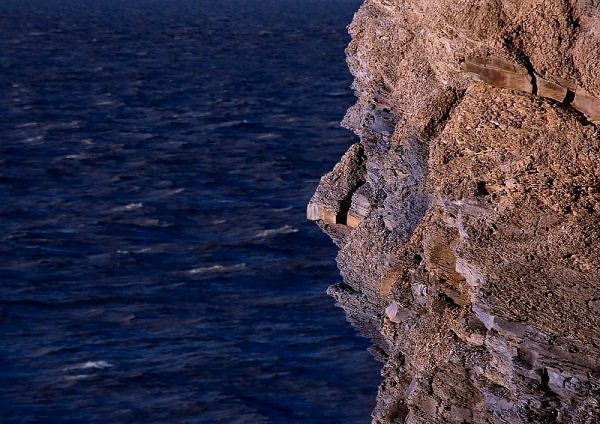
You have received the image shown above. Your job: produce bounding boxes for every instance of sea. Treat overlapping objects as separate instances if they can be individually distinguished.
[0,0,381,423]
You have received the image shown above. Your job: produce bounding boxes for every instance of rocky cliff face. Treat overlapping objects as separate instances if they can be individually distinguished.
[308,1,600,422]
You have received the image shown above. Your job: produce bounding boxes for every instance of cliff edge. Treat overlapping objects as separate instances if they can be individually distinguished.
[308,1,600,422]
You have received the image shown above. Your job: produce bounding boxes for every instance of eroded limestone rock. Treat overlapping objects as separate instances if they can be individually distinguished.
[309,0,600,422]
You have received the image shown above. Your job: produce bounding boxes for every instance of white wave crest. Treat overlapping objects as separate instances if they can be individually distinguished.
[187,263,247,275]
[67,360,114,371]
[255,225,298,238]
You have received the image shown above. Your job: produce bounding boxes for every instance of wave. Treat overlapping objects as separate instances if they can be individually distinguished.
[64,360,114,372]
[254,225,298,239]
[187,263,247,275]
[80,361,113,370]
[111,203,144,213]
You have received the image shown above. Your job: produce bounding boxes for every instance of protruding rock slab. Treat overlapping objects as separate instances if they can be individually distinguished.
[307,143,367,231]
[306,203,337,225]
[462,57,533,93]
[572,88,600,122]
[536,76,568,102]
[463,56,600,123]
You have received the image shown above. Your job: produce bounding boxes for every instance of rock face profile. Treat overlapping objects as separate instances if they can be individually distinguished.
[308,1,600,422]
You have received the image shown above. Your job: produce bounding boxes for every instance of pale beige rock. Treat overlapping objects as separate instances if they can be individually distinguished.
[346,212,362,228]
[306,203,337,225]
[384,302,411,323]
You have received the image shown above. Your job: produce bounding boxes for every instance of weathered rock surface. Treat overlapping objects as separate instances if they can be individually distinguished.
[308,0,600,422]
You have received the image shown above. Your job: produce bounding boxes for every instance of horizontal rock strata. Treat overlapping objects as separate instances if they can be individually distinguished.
[308,0,600,422]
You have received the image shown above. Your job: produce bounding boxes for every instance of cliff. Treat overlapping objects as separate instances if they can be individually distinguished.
[308,1,600,422]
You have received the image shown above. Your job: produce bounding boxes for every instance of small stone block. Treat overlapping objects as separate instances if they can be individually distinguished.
[385,301,411,323]
[572,89,600,122]
[306,203,322,221]
[536,76,568,102]
[346,212,362,228]
[306,203,337,225]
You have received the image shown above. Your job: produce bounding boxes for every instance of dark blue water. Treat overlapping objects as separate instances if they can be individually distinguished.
[0,0,380,422]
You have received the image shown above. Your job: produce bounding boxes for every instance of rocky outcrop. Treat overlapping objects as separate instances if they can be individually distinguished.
[308,1,600,422]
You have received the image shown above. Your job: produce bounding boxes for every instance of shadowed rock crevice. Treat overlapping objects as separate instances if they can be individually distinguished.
[308,0,600,422]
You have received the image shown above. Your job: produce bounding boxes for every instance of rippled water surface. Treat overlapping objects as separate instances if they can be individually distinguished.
[0,0,380,422]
